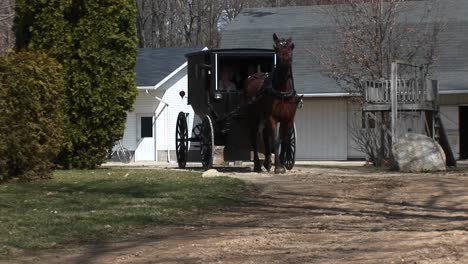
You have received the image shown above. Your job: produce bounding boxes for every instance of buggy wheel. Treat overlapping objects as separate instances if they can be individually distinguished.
[281,124,296,170]
[176,112,188,169]
[200,115,214,170]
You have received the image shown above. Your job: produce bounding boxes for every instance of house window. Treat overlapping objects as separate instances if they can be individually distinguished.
[141,117,153,138]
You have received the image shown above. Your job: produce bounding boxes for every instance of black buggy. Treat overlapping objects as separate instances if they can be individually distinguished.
[175,49,297,170]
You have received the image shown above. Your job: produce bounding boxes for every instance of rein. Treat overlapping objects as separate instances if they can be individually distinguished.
[269,63,296,100]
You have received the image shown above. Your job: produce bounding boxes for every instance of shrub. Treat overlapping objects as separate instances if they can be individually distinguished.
[0,51,64,180]
[15,0,138,169]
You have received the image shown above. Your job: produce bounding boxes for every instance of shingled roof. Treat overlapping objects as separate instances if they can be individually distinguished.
[135,48,202,87]
[220,0,468,94]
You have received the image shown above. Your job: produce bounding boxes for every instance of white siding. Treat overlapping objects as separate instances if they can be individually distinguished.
[440,105,459,159]
[120,65,196,162]
[439,94,468,160]
[122,112,136,150]
[397,112,425,136]
[155,74,195,155]
[295,98,348,160]
[346,101,366,159]
[346,102,460,160]
[122,91,162,151]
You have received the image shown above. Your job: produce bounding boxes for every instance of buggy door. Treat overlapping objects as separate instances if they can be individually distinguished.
[212,51,275,115]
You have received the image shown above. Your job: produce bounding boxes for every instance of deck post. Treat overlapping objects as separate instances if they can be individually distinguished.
[391,62,398,144]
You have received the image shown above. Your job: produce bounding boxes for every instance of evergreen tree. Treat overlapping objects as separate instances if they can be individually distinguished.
[0,51,64,180]
[15,0,138,168]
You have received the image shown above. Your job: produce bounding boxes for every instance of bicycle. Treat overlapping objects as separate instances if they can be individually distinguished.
[109,140,133,163]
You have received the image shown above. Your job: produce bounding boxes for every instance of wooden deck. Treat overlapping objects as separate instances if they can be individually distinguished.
[363,79,438,112]
[363,102,437,112]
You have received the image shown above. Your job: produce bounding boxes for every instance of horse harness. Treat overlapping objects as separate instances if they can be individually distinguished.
[212,72,303,125]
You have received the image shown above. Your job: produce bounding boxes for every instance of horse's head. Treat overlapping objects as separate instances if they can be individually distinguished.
[273,33,294,66]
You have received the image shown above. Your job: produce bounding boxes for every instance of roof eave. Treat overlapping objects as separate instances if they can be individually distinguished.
[439,90,468,95]
[137,47,208,90]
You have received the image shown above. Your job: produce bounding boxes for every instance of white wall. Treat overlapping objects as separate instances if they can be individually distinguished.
[295,98,348,160]
[155,74,196,157]
[120,67,197,162]
[439,94,468,160]
[122,85,465,162]
[346,101,461,161]
[346,101,366,160]
[122,90,162,151]
[440,105,459,159]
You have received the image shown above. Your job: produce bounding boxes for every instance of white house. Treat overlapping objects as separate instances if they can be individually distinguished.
[220,0,468,161]
[122,47,204,162]
[122,1,468,163]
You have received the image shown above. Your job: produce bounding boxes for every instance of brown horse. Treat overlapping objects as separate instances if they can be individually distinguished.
[246,33,300,173]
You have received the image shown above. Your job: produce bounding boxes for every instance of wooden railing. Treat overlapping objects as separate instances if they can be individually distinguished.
[364,79,437,104]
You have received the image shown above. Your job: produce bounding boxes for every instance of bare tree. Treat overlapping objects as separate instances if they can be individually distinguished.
[0,0,15,53]
[318,0,442,94]
[248,0,356,7]
[136,0,149,48]
[136,0,177,48]
[136,0,211,48]
[135,0,350,49]
[221,0,245,23]
[315,0,443,166]
[348,107,393,166]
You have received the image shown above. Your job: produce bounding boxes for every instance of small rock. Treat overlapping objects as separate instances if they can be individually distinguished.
[202,169,220,178]
[2,246,24,256]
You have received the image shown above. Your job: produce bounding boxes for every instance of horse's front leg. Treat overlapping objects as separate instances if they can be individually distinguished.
[263,125,272,172]
[272,120,285,174]
[250,116,262,172]
[280,121,294,168]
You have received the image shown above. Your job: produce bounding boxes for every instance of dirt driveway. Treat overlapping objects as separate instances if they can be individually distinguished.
[5,166,468,264]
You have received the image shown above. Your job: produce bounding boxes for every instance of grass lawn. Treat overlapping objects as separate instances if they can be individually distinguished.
[0,169,253,252]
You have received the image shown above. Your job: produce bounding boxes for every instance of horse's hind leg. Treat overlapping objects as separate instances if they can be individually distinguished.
[280,121,293,169]
[263,126,272,172]
[253,141,262,173]
[250,118,262,172]
[272,120,285,174]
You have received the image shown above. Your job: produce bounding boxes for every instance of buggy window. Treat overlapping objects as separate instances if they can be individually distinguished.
[217,55,274,92]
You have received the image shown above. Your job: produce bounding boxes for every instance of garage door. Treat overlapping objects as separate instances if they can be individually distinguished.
[295,98,347,160]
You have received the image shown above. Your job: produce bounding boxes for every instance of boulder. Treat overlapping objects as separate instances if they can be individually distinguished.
[392,133,446,172]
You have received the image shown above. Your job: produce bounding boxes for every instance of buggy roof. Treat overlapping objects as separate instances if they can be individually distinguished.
[185,48,275,58]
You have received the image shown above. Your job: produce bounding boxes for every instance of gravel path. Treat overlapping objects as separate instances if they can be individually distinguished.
[4,166,468,264]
